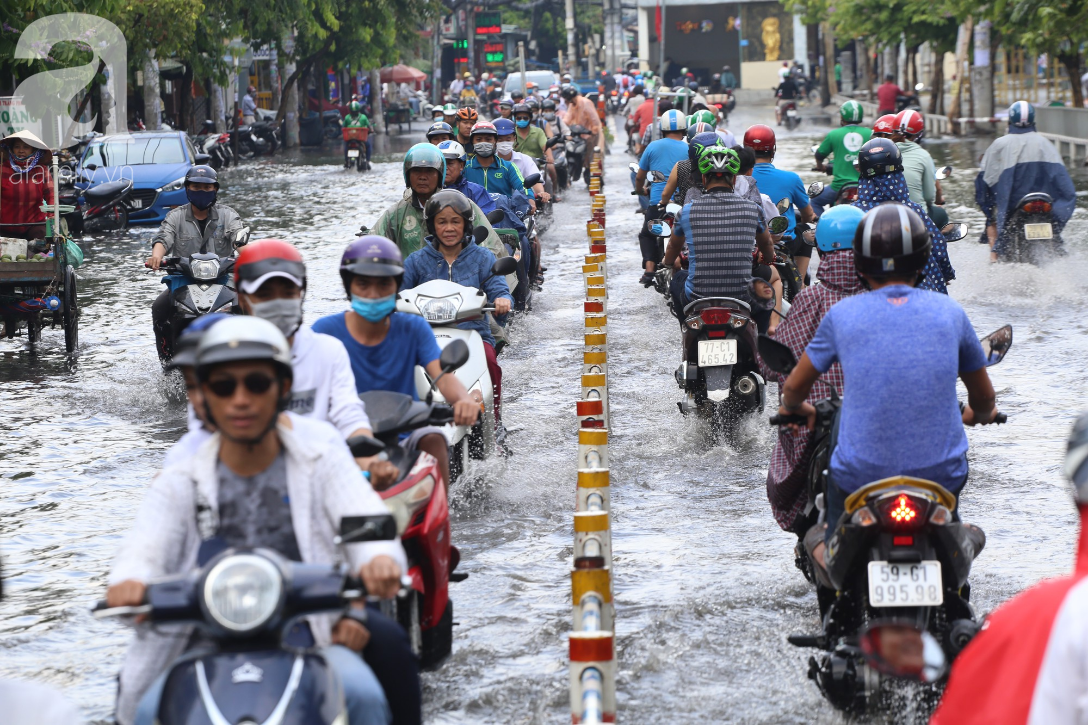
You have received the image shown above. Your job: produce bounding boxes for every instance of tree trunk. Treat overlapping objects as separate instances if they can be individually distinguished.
[274,34,337,128]
[371,68,385,134]
[1058,51,1084,108]
[858,38,872,100]
[951,18,973,131]
[143,51,162,129]
[179,62,193,134]
[823,22,838,97]
[929,58,944,115]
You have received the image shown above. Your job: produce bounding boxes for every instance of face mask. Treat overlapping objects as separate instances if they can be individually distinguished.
[249,297,303,337]
[351,293,397,322]
[516,119,530,129]
[496,141,514,156]
[543,112,556,122]
[474,142,495,157]
[186,188,217,211]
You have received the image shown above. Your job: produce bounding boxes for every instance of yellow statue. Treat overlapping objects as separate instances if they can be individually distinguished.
[762,17,781,62]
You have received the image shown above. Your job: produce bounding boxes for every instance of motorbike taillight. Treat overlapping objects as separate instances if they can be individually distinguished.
[700,308,732,326]
[1022,200,1052,213]
[878,493,927,532]
[841,188,858,202]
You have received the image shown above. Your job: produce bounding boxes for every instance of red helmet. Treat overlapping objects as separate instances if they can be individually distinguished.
[894,109,925,138]
[235,239,306,294]
[743,124,776,155]
[872,114,898,137]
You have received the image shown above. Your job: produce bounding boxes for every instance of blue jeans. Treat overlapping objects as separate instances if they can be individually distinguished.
[631,169,649,210]
[135,645,391,725]
[810,184,839,217]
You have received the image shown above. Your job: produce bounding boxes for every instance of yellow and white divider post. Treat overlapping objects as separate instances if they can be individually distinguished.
[571,177,616,724]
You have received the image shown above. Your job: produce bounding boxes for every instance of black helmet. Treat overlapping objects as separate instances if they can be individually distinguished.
[424,189,474,241]
[856,138,904,179]
[853,203,931,280]
[688,81,699,91]
[185,164,219,188]
[542,99,557,111]
[560,84,578,100]
[511,102,531,117]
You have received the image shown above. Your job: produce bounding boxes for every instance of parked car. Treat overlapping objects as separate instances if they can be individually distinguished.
[76,131,211,225]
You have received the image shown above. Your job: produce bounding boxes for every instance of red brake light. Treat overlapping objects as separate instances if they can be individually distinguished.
[1022,200,1052,213]
[842,188,858,201]
[707,330,726,338]
[893,535,914,546]
[888,495,917,524]
[700,308,732,325]
[880,493,928,531]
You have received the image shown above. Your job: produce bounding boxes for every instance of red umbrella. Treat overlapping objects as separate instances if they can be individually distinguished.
[380,64,427,84]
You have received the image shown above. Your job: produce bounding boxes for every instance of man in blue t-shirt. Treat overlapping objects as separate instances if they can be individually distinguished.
[313,236,481,489]
[744,124,817,283]
[634,109,690,286]
[775,205,1001,562]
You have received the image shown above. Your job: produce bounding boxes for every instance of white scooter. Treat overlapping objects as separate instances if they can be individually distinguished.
[396,251,518,480]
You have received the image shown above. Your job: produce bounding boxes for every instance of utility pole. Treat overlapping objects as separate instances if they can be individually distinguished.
[566,0,576,76]
[658,0,666,77]
[467,6,476,77]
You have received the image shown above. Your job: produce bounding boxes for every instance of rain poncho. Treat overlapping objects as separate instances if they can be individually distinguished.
[853,171,954,294]
[760,250,865,531]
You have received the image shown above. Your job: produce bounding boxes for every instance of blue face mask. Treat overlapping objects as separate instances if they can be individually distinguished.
[351,293,397,322]
[515,119,530,129]
[186,188,217,211]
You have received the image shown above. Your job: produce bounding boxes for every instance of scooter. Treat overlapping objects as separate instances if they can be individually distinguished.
[779,98,800,130]
[998,192,1065,264]
[92,515,398,725]
[343,127,370,171]
[566,124,590,182]
[807,179,858,207]
[59,175,134,236]
[395,249,518,481]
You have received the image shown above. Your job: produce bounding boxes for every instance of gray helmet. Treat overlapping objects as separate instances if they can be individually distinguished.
[195,316,292,378]
[185,164,219,188]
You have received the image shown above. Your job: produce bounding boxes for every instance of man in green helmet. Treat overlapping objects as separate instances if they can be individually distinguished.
[811,100,872,216]
[342,100,372,167]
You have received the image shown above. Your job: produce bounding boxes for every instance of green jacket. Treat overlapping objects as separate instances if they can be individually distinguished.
[343,113,370,128]
[370,189,505,259]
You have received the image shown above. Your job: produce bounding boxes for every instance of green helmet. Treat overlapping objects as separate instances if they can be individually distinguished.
[402,143,446,187]
[690,109,717,126]
[644,70,654,78]
[350,101,362,114]
[840,100,864,124]
[697,145,740,176]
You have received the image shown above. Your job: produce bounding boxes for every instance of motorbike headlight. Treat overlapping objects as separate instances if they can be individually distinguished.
[417,295,461,323]
[203,553,283,633]
[190,258,221,281]
[158,176,187,193]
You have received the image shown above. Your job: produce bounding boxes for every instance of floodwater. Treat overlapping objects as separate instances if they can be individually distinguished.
[1,103,1087,724]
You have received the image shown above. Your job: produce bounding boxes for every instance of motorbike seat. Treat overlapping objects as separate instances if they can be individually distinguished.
[682,296,752,317]
[84,178,133,203]
[359,390,435,440]
[843,475,957,514]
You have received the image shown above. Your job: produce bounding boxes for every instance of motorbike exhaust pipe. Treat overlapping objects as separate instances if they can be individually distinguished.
[735,375,757,396]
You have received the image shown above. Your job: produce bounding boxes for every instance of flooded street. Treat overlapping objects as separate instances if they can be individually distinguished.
[2,102,1088,723]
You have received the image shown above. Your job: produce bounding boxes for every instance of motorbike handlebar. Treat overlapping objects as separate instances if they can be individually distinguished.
[769,413,808,426]
[91,600,152,619]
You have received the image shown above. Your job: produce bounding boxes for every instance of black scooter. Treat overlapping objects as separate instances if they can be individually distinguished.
[59,175,134,235]
[998,192,1065,264]
[93,515,398,725]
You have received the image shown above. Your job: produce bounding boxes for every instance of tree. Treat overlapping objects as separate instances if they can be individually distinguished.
[1003,0,1088,107]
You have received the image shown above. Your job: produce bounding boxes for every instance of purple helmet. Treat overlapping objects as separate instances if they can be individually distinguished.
[339,235,404,295]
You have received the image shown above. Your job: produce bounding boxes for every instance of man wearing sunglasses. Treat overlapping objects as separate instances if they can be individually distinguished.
[106,317,405,725]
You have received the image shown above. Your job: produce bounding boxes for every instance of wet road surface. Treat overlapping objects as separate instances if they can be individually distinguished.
[2,104,1088,723]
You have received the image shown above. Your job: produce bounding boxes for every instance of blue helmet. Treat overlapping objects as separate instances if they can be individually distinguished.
[688,131,722,167]
[402,143,446,187]
[492,118,516,136]
[659,109,688,132]
[1008,100,1035,127]
[814,204,864,253]
[167,313,231,369]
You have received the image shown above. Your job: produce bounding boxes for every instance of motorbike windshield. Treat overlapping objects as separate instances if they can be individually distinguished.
[83,137,186,166]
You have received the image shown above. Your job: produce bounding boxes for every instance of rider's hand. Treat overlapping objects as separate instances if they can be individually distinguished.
[106,579,146,607]
[452,399,481,427]
[540,191,552,204]
[145,246,165,270]
[359,457,399,490]
[528,199,537,213]
[494,297,512,315]
[359,555,401,599]
[962,405,999,426]
[332,616,371,652]
[777,402,816,432]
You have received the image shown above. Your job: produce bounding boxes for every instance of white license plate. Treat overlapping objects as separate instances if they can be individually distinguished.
[1024,222,1053,240]
[697,339,738,367]
[786,109,798,116]
[347,149,360,158]
[868,561,943,607]
[129,199,143,209]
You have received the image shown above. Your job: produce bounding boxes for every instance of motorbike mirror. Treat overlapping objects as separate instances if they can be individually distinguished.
[757,335,797,375]
[439,338,470,372]
[546,134,564,148]
[858,620,946,683]
[194,152,212,165]
[915,82,926,92]
[337,514,398,544]
[628,162,640,175]
[523,173,542,188]
[801,227,817,247]
[980,324,1013,367]
[935,165,953,181]
[491,256,519,277]
[941,222,969,242]
[810,144,819,155]
[650,221,672,237]
[346,434,386,458]
[806,181,825,199]
[473,225,491,245]
[768,215,790,235]
[665,202,682,216]
[775,197,790,215]
[232,226,251,248]
[485,210,506,225]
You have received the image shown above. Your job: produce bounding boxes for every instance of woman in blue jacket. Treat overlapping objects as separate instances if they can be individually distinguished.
[402,189,513,421]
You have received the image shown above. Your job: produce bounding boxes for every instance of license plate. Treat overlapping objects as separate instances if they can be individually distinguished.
[868,561,943,607]
[1024,222,1053,240]
[697,339,738,367]
[129,199,143,208]
[347,149,360,158]
[786,109,798,116]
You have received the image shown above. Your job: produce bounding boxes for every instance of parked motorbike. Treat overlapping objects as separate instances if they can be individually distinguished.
[93,514,398,725]
[396,250,518,480]
[998,192,1065,264]
[323,110,343,141]
[59,175,134,236]
[759,318,1009,714]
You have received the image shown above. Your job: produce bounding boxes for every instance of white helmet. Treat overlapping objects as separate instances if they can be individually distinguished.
[195,316,292,375]
[659,109,688,132]
[437,140,467,163]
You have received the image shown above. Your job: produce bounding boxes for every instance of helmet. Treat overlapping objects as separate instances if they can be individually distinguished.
[560,84,578,100]
[690,109,717,126]
[542,99,557,111]
[470,121,498,138]
[685,122,714,142]
[688,81,699,91]
[185,164,219,188]
[688,131,723,166]
[339,236,404,292]
[857,138,904,178]
[814,205,865,253]
[436,140,467,163]
[424,189,474,239]
[511,102,531,117]
[1064,413,1088,502]
[894,109,925,138]
[743,124,776,155]
[659,109,688,132]
[697,145,740,176]
[195,316,293,379]
[235,239,306,294]
[643,70,654,78]
[499,97,514,109]
[493,118,515,136]
[525,97,540,111]
[426,121,455,139]
[872,114,898,138]
[840,100,864,124]
[350,101,362,114]
[853,203,931,280]
[456,107,478,123]
[481,73,490,81]
[442,103,458,115]
[1009,100,1035,127]
[463,72,471,79]
[167,313,231,370]
[402,142,446,187]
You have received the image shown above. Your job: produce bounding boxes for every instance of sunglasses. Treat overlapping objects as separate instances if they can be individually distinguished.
[206,372,276,398]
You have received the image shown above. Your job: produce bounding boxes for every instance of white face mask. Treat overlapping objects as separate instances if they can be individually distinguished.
[249,297,303,337]
[496,141,514,156]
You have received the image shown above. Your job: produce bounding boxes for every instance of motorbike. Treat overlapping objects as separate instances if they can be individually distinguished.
[343,127,370,171]
[229,117,276,158]
[349,341,471,669]
[323,110,343,141]
[896,84,927,113]
[93,514,398,725]
[807,178,858,207]
[395,249,519,480]
[59,175,134,236]
[153,226,251,364]
[194,120,233,169]
[566,124,590,182]
[998,192,1065,264]
[759,315,1009,714]
[779,97,800,130]
[547,132,570,189]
